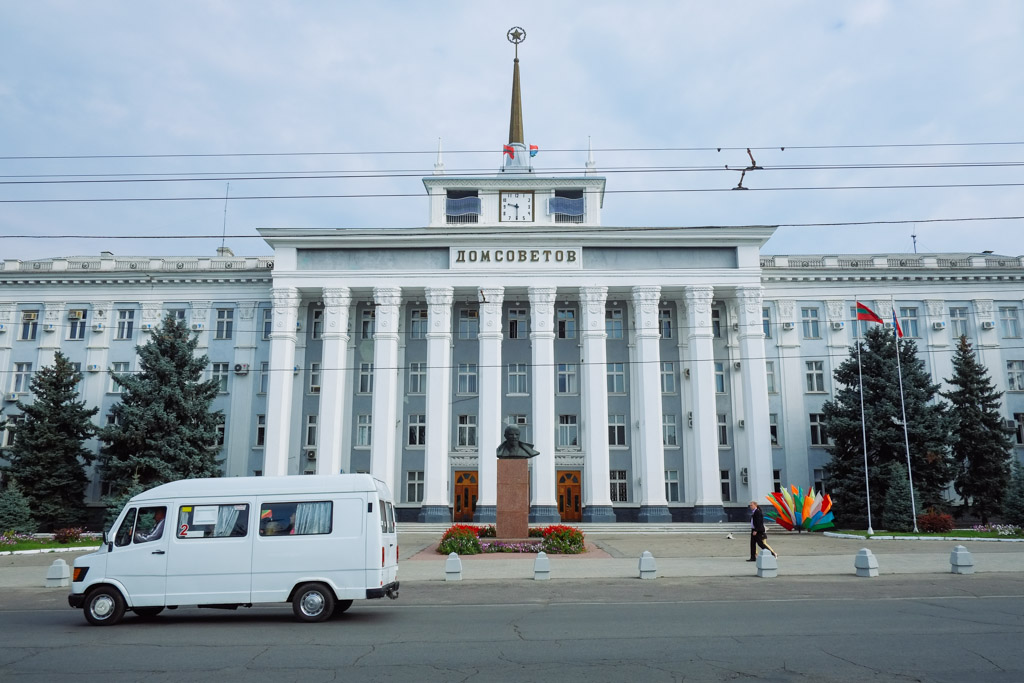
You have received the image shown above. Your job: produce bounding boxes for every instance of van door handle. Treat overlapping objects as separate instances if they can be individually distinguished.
[152,550,166,555]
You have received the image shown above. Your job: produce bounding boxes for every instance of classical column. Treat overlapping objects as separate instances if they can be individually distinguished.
[528,286,559,523]
[684,286,726,522]
[264,287,301,477]
[580,285,616,522]
[370,287,401,491]
[419,287,454,523]
[632,286,672,522]
[735,286,774,502]
[317,287,352,476]
[474,286,504,523]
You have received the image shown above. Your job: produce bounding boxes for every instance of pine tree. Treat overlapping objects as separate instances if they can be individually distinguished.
[99,313,224,495]
[824,325,954,529]
[881,461,919,532]
[1004,459,1024,527]
[0,480,38,534]
[941,336,1015,525]
[3,352,98,529]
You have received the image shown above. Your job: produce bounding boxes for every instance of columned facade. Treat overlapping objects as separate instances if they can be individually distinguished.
[474,286,505,523]
[579,285,616,522]
[419,286,454,522]
[633,286,672,522]
[265,287,300,477]
[528,286,559,523]
[316,287,351,476]
[370,287,401,488]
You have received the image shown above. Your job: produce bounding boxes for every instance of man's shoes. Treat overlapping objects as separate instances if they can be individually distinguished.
[746,558,756,562]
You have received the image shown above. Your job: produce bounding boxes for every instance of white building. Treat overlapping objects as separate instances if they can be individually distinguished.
[2,50,1023,523]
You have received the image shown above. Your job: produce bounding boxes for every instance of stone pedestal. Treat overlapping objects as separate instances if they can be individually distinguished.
[496,459,530,539]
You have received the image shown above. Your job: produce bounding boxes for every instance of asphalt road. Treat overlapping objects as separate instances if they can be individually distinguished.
[4,574,1023,682]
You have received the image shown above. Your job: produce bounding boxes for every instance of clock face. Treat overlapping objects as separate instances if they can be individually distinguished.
[499,191,534,222]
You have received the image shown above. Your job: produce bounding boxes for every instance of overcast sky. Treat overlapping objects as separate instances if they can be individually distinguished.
[2,1,1023,261]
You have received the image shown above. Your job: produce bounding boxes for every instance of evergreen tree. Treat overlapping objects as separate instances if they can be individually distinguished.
[824,325,953,529]
[3,352,98,529]
[0,480,38,534]
[941,336,1015,525]
[1004,459,1024,527]
[881,461,919,532]
[99,313,223,495]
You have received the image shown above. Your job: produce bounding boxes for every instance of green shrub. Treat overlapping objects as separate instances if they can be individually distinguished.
[539,524,585,554]
[0,481,38,534]
[53,527,84,543]
[437,525,482,555]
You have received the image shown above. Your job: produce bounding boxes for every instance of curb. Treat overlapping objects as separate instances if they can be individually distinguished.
[824,532,1023,543]
[0,545,101,557]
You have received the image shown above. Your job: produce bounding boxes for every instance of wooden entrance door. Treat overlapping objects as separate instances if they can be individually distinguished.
[453,471,478,523]
[557,470,582,522]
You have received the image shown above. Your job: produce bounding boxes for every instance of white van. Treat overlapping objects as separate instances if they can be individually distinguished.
[68,474,399,625]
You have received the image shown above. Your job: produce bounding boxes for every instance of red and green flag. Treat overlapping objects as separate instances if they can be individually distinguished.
[855,301,884,324]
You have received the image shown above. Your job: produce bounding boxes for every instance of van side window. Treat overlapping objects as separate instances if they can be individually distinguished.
[176,504,249,539]
[378,501,395,534]
[259,502,332,536]
[114,508,137,547]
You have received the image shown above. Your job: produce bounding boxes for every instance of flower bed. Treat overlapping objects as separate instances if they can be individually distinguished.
[437,524,585,555]
[972,524,1024,537]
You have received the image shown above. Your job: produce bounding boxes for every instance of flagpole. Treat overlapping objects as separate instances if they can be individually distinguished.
[892,298,920,533]
[855,297,874,535]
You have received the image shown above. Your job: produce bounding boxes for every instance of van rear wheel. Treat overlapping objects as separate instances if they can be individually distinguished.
[84,586,126,626]
[292,583,335,622]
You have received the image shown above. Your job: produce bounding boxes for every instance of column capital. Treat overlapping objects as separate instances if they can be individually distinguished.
[632,286,662,339]
[269,290,299,341]
[323,287,352,309]
[684,285,713,308]
[684,286,714,336]
[478,286,506,309]
[322,287,352,340]
[374,286,401,339]
[373,286,402,308]
[734,285,764,311]
[529,286,557,337]
[580,286,608,335]
[271,287,300,308]
[478,287,505,338]
[425,286,454,307]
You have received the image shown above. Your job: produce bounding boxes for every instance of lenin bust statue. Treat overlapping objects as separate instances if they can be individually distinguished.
[496,425,540,459]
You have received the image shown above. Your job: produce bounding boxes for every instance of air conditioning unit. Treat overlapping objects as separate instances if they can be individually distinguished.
[4,393,19,402]
[732,323,739,331]
[22,312,38,322]
[740,467,749,485]
[733,361,741,370]
[191,322,204,331]
[295,321,303,331]
[981,321,996,330]
[1005,419,1018,431]
[92,322,104,332]
[306,450,317,461]
[140,322,155,332]
[310,385,321,394]
[233,363,249,375]
[687,411,693,428]
[782,322,795,331]
[0,323,6,333]
[933,321,947,330]
[738,419,746,429]
[87,364,101,373]
[68,310,84,320]
[42,323,56,333]
[831,321,845,330]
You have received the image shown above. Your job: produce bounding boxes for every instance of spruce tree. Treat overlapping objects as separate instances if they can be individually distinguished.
[824,325,953,529]
[881,461,919,532]
[1004,459,1024,527]
[0,480,38,534]
[941,336,1014,525]
[3,352,98,529]
[99,313,223,495]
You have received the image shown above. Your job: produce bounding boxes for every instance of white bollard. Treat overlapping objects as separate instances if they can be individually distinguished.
[638,551,657,580]
[854,548,879,578]
[534,551,551,581]
[444,552,463,581]
[45,558,71,588]
[755,548,778,578]
[950,545,974,575]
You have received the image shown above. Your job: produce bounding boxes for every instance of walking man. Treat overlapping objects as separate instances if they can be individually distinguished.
[748,501,777,561]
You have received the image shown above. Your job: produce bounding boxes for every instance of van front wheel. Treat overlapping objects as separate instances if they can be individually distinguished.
[84,587,126,626]
[292,583,335,622]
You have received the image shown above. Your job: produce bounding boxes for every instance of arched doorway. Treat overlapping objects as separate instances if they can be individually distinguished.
[453,471,478,523]
[557,470,582,522]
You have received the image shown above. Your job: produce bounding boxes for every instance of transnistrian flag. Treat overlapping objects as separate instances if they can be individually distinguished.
[855,301,884,324]
[503,144,515,159]
[529,144,539,157]
[892,308,904,338]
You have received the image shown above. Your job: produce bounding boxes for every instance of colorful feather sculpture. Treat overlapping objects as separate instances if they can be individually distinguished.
[764,485,835,531]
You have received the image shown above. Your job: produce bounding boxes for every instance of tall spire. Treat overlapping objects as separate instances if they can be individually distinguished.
[507,26,526,145]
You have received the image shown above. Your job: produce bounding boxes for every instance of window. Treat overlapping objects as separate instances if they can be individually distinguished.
[557,364,578,394]
[762,307,772,338]
[105,413,120,427]
[813,469,826,495]
[262,308,273,340]
[308,362,321,394]
[608,414,627,446]
[661,362,676,393]
[458,309,479,339]
[711,309,722,338]
[505,414,530,442]
[663,414,678,446]
[714,362,726,393]
[215,308,233,340]
[508,309,527,339]
[1014,413,1024,445]
[446,189,480,224]
[805,361,825,392]
[70,362,83,395]
[168,308,186,322]
[899,307,919,338]
[720,470,732,502]
[110,362,130,393]
[305,415,317,447]
[215,422,227,447]
[606,309,624,339]
[765,361,777,393]
[557,415,578,448]
[457,414,477,447]
[114,506,167,546]
[409,309,427,340]
[255,415,266,447]
[1008,361,1024,391]
[610,470,628,502]
[457,363,478,394]
[356,415,372,447]
[769,413,779,446]
[12,363,32,394]
[68,310,87,340]
[211,363,229,393]
[116,309,135,340]
[557,309,576,339]
[810,413,828,445]
[359,362,374,393]
[258,361,269,394]
[2,415,22,447]
[660,309,673,338]
[176,503,249,539]
[408,414,426,446]
[310,309,323,340]
[850,306,869,338]
[1000,306,1021,338]
[507,363,528,394]
[361,309,375,339]
[406,471,424,503]
[408,362,426,394]
[950,307,969,338]
[717,413,728,447]
[665,470,680,502]
[773,469,782,493]
[552,188,584,223]
[801,307,820,339]
[19,311,38,341]
[607,362,625,393]
[259,502,332,536]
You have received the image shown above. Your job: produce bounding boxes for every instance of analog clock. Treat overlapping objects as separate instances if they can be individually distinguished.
[499,191,534,222]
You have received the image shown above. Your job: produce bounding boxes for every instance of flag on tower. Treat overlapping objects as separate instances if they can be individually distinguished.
[529,144,539,157]
[892,308,904,338]
[855,301,884,324]
[503,144,515,159]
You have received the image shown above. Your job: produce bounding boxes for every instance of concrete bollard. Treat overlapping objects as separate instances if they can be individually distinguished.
[950,545,975,575]
[638,551,657,580]
[854,548,879,578]
[45,558,71,588]
[755,549,778,578]
[444,552,463,581]
[534,551,551,581]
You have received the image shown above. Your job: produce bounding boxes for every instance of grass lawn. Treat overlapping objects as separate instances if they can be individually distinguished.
[0,538,102,554]
[835,529,1023,539]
